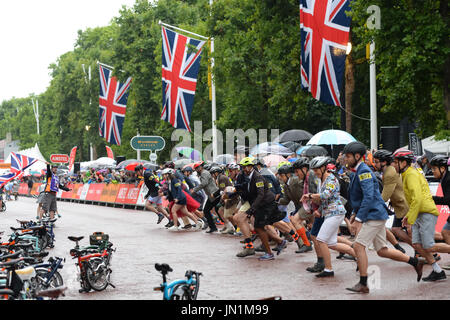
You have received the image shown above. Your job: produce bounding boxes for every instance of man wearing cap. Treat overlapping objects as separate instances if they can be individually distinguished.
[41,162,70,220]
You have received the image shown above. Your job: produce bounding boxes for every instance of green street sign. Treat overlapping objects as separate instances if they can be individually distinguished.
[130,136,165,151]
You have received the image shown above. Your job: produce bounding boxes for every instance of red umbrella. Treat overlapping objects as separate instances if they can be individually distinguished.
[124,161,145,171]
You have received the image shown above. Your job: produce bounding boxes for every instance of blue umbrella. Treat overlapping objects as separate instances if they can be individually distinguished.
[306,129,356,146]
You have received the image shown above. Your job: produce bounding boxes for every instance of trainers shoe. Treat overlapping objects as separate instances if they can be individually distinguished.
[316,270,334,278]
[236,247,256,258]
[157,214,164,224]
[182,224,192,230]
[226,227,236,235]
[394,243,406,254]
[442,264,450,271]
[167,225,179,232]
[219,227,228,234]
[274,240,287,255]
[206,227,218,234]
[336,252,345,259]
[258,253,275,261]
[342,254,356,261]
[283,233,294,242]
[296,245,312,254]
[165,221,174,228]
[306,263,325,273]
[422,270,447,282]
[346,282,369,294]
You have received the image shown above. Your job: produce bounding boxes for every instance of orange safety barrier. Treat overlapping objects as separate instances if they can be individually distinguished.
[436,184,449,232]
[19,183,28,194]
[85,183,104,202]
[71,184,82,200]
[115,184,132,204]
[30,184,40,196]
[100,184,121,203]
[124,185,140,205]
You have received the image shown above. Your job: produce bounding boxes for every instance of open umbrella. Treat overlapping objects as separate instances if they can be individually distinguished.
[174,158,194,169]
[250,142,293,157]
[124,161,145,171]
[306,129,356,146]
[213,154,235,165]
[300,145,328,157]
[142,162,159,171]
[274,129,313,143]
[176,147,204,161]
[281,141,303,153]
[116,159,139,170]
[262,154,287,167]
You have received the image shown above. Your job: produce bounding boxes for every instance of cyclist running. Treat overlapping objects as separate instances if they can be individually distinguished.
[162,168,204,231]
[393,149,450,281]
[430,155,450,270]
[191,162,221,234]
[373,149,410,252]
[210,166,235,234]
[221,164,241,232]
[143,166,170,224]
[301,156,356,278]
[344,142,424,293]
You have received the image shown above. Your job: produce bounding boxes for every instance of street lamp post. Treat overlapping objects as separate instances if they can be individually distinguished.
[85,125,93,161]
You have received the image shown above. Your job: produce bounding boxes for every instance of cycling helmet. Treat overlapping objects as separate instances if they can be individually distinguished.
[161,168,174,175]
[204,163,213,171]
[228,163,240,171]
[210,166,223,174]
[134,164,144,172]
[373,149,393,163]
[342,141,367,157]
[164,161,175,169]
[277,164,293,174]
[181,166,193,173]
[393,148,415,162]
[193,161,204,170]
[240,157,257,166]
[309,156,330,169]
[276,161,291,170]
[255,158,266,167]
[292,157,309,170]
[430,155,448,167]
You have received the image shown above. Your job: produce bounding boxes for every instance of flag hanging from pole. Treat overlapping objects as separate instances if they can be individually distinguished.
[98,63,132,146]
[300,0,351,107]
[0,152,37,188]
[105,146,114,159]
[161,26,206,132]
[68,146,77,171]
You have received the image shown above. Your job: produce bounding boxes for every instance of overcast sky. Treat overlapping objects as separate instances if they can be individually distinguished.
[0,0,137,103]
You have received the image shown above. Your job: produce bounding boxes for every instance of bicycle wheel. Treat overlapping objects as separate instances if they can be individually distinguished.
[190,272,200,300]
[34,269,60,290]
[170,284,190,300]
[38,236,48,251]
[86,258,109,291]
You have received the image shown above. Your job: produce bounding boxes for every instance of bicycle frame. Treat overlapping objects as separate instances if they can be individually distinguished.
[33,257,64,287]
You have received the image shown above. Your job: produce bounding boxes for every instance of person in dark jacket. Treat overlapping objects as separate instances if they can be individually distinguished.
[143,168,169,224]
[430,155,450,252]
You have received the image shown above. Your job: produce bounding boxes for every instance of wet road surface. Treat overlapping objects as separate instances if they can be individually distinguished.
[1,197,449,300]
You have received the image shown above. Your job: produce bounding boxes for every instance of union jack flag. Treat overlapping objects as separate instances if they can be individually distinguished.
[300,0,351,107]
[99,64,132,146]
[0,153,37,188]
[161,26,206,132]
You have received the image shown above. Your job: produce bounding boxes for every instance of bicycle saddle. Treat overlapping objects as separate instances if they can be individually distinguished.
[16,219,32,226]
[30,252,49,259]
[68,236,84,242]
[36,286,67,299]
[155,263,173,273]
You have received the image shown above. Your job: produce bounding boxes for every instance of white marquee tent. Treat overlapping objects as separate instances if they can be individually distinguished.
[4,143,47,174]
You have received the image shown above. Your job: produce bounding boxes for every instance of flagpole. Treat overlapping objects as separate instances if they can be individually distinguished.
[97,61,115,70]
[369,41,377,151]
[159,19,217,160]
[158,21,209,40]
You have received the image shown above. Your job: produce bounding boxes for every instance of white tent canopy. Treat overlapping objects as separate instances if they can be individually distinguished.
[79,157,116,171]
[421,135,450,155]
[5,143,47,174]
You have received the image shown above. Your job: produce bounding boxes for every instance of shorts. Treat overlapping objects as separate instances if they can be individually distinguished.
[238,201,251,213]
[355,220,388,252]
[42,193,57,213]
[147,195,163,205]
[392,216,404,228]
[224,202,238,219]
[253,203,285,229]
[317,214,345,246]
[310,216,325,237]
[36,193,45,204]
[412,213,438,249]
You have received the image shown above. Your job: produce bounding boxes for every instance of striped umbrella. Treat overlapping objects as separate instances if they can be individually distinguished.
[175,147,204,161]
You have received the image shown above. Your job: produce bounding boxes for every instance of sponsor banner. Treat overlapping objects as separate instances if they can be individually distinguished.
[115,184,131,204]
[86,184,104,202]
[124,185,140,205]
[79,184,90,201]
[434,184,449,232]
[136,184,148,206]
[71,184,82,199]
[100,184,120,203]
[57,189,63,198]
[19,183,28,194]
[31,184,40,196]
[61,183,74,199]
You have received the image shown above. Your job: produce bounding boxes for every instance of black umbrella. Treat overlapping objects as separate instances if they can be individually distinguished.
[142,162,159,171]
[281,141,303,153]
[275,129,313,143]
[301,145,328,157]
